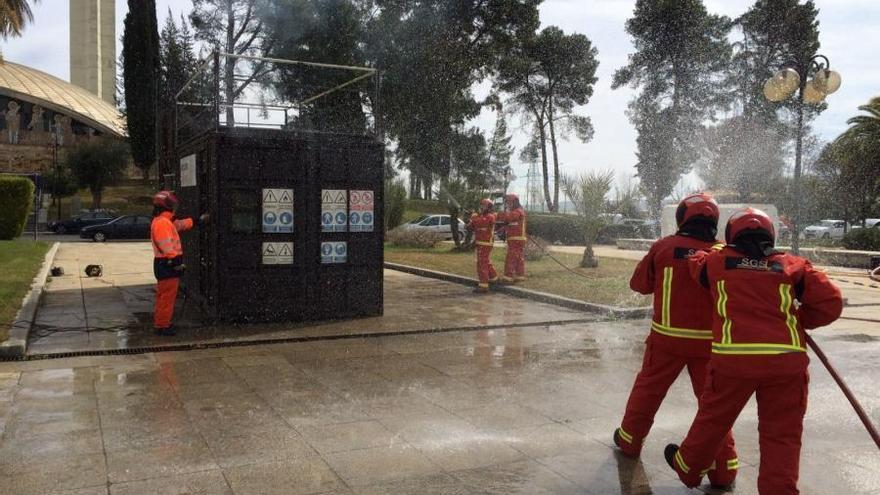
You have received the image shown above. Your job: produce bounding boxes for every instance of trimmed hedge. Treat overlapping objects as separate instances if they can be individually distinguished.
[0,176,35,240]
[596,224,650,244]
[526,213,583,244]
[842,227,880,251]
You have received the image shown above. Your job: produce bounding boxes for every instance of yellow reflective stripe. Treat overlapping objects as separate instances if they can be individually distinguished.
[779,284,801,348]
[476,241,494,246]
[675,450,690,474]
[727,458,739,470]
[508,236,527,241]
[716,280,732,344]
[617,427,633,443]
[712,343,806,355]
[155,239,175,245]
[711,243,724,251]
[651,322,713,340]
[662,267,673,327]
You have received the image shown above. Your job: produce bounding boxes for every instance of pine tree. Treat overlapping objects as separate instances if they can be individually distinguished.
[613,0,732,215]
[487,113,515,191]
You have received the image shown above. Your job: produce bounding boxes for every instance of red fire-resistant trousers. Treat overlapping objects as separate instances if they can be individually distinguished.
[619,337,737,486]
[476,245,498,287]
[674,369,808,494]
[505,240,526,278]
[154,277,180,329]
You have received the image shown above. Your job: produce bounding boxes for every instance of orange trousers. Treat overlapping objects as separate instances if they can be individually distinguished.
[504,240,526,278]
[620,337,737,486]
[476,245,498,286]
[674,369,808,494]
[154,277,180,329]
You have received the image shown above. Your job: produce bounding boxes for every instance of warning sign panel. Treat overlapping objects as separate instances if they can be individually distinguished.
[263,188,294,233]
[321,189,347,232]
[262,242,293,265]
[349,190,374,232]
[321,241,347,264]
[180,154,197,188]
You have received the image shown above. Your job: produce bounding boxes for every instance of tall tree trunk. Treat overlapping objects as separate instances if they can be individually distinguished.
[224,3,236,126]
[92,189,103,210]
[537,119,554,212]
[548,103,561,213]
[409,174,418,200]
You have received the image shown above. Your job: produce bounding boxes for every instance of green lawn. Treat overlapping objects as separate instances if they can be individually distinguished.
[385,244,651,308]
[0,240,50,341]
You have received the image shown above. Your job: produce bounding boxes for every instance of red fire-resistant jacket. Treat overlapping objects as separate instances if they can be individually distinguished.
[469,212,496,247]
[689,247,843,378]
[497,208,527,241]
[630,234,722,357]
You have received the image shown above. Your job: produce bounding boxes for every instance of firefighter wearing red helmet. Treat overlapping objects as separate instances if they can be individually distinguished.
[497,193,527,282]
[150,191,207,336]
[665,207,842,494]
[614,193,738,489]
[467,198,499,292]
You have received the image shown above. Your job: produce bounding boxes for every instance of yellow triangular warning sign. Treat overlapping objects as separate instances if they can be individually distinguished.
[279,190,292,203]
[263,244,276,256]
[279,244,292,256]
[335,191,346,203]
[264,190,278,203]
[322,191,333,203]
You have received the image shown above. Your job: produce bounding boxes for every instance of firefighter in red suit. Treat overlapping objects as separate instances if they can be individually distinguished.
[151,191,206,336]
[467,198,499,293]
[666,208,842,494]
[613,193,738,489]
[497,193,527,282]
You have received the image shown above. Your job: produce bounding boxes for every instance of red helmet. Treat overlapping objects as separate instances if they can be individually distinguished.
[725,207,775,244]
[675,193,719,227]
[153,190,179,210]
[480,198,493,208]
[505,193,519,203]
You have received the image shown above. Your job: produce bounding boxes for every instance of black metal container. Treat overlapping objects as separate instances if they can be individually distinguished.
[172,127,384,323]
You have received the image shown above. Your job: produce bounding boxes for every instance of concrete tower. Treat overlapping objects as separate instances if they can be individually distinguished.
[70,0,116,105]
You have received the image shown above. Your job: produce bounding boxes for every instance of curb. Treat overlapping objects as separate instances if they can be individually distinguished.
[1,242,60,359]
[384,262,652,320]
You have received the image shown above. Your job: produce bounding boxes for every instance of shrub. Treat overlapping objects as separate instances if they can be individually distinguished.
[386,227,440,248]
[526,213,583,244]
[843,228,880,251]
[384,180,407,230]
[596,224,647,244]
[0,176,35,239]
[524,235,549,261]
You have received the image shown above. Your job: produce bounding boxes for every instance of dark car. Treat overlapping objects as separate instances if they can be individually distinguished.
[81,215,152,242]
[49,211,116,234]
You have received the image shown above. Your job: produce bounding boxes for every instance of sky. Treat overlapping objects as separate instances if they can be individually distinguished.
[3,0,878,198]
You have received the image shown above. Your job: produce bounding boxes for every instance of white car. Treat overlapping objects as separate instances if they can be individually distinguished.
[402,214,467,240]
[852,219,880,229]
[801,220,848,240]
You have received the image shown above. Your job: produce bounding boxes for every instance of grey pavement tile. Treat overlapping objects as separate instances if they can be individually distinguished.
[352,473,476,495]
[109,469,233,495]
[503,423,599,459]
[50,486,110,495]
[449,459,584,495]
[0,428,103,466]
[200,424,317,468]
[105,439,219,484]
[222,457,345,495]
[3,406,100,439]
[298,420,399,454]
[455,403,554,432]
[378,411,482,446]
[4,452,107,495]
[413,436,528,472]
[323,444,439,487]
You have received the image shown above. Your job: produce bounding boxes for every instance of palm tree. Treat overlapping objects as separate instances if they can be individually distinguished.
[0,0,36,39]
[829,98,880,226]
[560,170,614,268]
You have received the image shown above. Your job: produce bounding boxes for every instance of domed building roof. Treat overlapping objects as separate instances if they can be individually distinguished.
[0,60,125,136]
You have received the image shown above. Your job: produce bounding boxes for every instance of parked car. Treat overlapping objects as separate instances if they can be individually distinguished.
[49,210,116,234]
[801,220,848,240]
[401,214,467,240]
[851,219,880,229]
[81,215,152,242]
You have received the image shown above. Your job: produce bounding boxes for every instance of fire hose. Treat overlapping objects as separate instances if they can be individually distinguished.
[805,333,880,450]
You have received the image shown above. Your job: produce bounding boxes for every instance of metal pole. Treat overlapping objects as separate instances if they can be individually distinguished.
[792,80,805,256]
[212,51,221,130]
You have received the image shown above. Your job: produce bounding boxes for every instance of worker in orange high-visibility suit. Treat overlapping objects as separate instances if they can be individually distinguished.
[151,190,206,336]
[614,193,738,489]
[666,208,843,494]
[466,198,499,293]
[497,193,527,283]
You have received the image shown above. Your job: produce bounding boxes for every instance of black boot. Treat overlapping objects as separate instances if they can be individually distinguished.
[154,325,177,336]
[664,444,679,471]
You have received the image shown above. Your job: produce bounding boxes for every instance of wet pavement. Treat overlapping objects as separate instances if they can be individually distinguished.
[2,242,876,494]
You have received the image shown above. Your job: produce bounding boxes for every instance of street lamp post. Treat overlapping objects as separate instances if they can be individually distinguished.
[763,55,841,255]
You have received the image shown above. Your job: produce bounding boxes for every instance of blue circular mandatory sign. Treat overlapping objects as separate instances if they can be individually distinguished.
[280,212,293,225]
[349,212,360,224]
[322,212,333,225]
[335,212,347,225]
[335,243,347,255]
[362,212,373,224]
[322,243,333,255]
[264,212,277,224]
